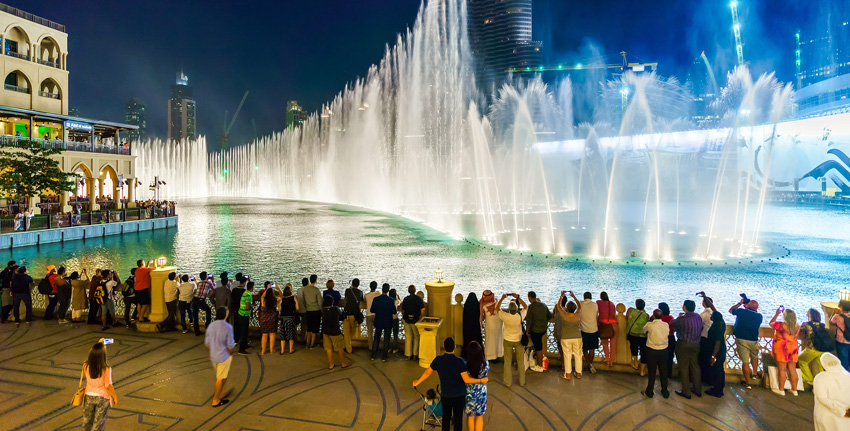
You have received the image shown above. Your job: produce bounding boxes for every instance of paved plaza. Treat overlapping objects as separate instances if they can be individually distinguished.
[1,320,815,431]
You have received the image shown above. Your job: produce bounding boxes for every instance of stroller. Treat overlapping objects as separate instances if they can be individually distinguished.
[414,384,442,430]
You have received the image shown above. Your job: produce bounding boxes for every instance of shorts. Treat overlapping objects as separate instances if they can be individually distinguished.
[100,299,116,316]
[530,332,545,352]
[306,310,322,333]
[213,356,232,379]
[323,334,344,352]
[737,339,759,363]
[135,289,151,305]
[581,331,600,350]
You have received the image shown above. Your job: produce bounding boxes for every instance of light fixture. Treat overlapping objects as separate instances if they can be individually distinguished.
[840,288,850,303]
[156,256,167,267]
[435,268,443,282]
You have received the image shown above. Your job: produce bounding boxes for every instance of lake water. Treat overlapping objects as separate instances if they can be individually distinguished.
[4,198,849,318]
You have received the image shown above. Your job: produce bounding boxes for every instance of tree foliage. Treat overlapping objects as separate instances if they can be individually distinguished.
[0,143,76,200]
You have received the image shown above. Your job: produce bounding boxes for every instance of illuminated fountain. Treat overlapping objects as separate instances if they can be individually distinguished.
[134,0,840,264]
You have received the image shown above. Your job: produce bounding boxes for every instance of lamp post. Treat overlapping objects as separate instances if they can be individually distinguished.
[156,256,167,268]
[840,288,850,303]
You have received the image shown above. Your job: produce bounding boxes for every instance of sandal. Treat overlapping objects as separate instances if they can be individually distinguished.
[212,399,230,408]
[328,365,335,370]
[342,363,351,369]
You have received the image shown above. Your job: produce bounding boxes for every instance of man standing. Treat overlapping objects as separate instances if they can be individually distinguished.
[370,283,396,361]
[161,272,180,332]
[401,284,426,361]
[296,277,308,341]
[44,265,59,320]
[497,293,527,387]
[413,338,487,431]
[671,300,704,399]
[205,307,235,407]
[121,268,136,328]
[364,281,380,346]
[525,291,552,371]
[177,274,196,333]
[729,297,763,388]
[10,266,33,322]
[323,279,341,306]
[236,281,254,355]
[134,259,156,322]
[0,261,16,323]
[212,272,231,313]
[193,272,214,335]
[698,295,714,384]
[342,279,364,354]
[642,309,670,398]
[580,292,600,374]
[302,275,323,349]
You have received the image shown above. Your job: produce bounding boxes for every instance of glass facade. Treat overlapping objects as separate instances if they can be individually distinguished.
[125,97,146,141]
[168,75,196,142]
[468,0,542,88]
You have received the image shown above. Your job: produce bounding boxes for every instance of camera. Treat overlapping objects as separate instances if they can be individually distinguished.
[740,293,750,304]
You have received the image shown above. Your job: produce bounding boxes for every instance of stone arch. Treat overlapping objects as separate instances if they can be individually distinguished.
[4,25,31,54]
[98,163,120,201]
[70,162,93,198]
[98,162,119,182]
[4,69,31,92]
[71,161,93,178]
[36,35,62,65]
[39,77,61,99]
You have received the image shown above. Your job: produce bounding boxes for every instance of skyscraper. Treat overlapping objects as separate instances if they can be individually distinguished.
[468,0,543,88]
[795,2,850,118]
[125,97,146,141]
[168,71,196,142]
[286,100,307,129]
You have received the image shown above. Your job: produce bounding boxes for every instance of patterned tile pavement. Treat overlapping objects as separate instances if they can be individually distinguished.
[0,320,815,430]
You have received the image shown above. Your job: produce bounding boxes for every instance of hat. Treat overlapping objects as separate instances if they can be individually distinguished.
[46,265,55,273]
[745,300,759,311]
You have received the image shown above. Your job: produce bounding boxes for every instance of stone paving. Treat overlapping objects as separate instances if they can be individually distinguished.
[1,319,814,431]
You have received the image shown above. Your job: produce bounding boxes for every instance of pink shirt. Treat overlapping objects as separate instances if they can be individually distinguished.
[85,366,113,399]
[596,300,616,323]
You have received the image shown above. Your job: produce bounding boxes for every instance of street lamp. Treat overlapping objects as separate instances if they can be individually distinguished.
[435,268,444,282]
[156,256,167,268]
[839,288,850,303]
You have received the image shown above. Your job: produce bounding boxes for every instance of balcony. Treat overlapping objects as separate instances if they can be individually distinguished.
[4,84,29,93]
[39,90,60,99]
[5,50,29,60]
[0,135,130,155]
[0,4,66,32]
[37,59,60,69]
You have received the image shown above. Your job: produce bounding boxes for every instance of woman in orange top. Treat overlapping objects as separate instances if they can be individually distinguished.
[596,292,618,368]
[82,340,117,431]
[769,307,800,396]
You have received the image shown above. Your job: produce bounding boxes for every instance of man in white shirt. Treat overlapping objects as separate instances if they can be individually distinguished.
[177,274,197,334]
[580,292,600,374]
[642,309,670,399]
[364,281,381,346]
[161,272,180,332]
[497,293,528,387]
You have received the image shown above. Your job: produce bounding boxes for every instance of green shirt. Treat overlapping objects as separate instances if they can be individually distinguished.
[238,290,253,317]
[526,301,553,334]
[627,309,649,337]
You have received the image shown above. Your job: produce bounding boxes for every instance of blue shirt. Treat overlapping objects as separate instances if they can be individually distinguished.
[370,294,397,329]
[204,320,235,363]
[430,354,467,397]
[731,308,763,341]
[324,289,341,307]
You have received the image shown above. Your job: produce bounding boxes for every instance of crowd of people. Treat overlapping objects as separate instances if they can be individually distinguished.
[2,259,850,430]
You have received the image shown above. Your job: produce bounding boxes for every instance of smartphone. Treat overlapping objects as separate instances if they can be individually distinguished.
[190,276,195,280]
[103,338,114,344]
[271,283,277,288]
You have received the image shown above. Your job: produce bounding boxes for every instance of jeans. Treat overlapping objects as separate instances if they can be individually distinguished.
[440,395,464,431]
[645,347,669,395]
[87,300,100,324]
[404,321,420,357]
[123,296,136,324]
[192,298,211,334]
[162,300,178,331]
[503,339,525,386]
[12,292,33,321]
[391,319,399,351]
[57,289,72,321]
[835,342,850,372]
[371,326,391,360]
[178,300,193,329]
[676,341,702,396]
[236,314,250,351]
[44,294,58,320]
[798,348,825,383]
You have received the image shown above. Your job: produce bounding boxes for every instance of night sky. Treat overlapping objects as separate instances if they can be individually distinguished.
[7,0,818,145]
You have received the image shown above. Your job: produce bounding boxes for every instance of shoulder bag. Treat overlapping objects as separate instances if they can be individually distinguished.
[71,364,85,406]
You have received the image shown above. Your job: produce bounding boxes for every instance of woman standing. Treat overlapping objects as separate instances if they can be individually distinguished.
[799,309,832,385]
[770,307,800,396]
[462,293,482,357]
[389,288,401,354]
[55,267,72,323]
[658,302,675,376]
[626,299,649,376]
[479,290,503,361]
[464,340,489,431]
[279,284,299,354]
[705,310,727,397]
[597,292,618,368]
[259,285,281,355]
[71,271,88,323]
[82,340,117,431]
[556,291,583,379]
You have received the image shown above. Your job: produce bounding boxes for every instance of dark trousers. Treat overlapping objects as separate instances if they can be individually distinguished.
[162,300,178,331]
[1,305,12,322]
[235,314,250,351]
[666,336,676,376]
[441,395,464,431]
[12,292,33,321]
[178,300,192,329]
[371,327,391,360]
[676,341,702,396]
[628,334,647,363]
[706,349,727,395]
[192,298,211,334]
[698,337,713,384]
[645,347,669,395]
[123,296,136,324]
[391,319,399,351]
[57,289,71,320]
[44,294,58,320]
[87,300,100,324]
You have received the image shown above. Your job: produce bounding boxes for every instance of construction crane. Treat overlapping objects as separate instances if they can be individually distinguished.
[795,30,802,90]
[220,90,249,153]
[731,1,744,66]
[506,51,657,74]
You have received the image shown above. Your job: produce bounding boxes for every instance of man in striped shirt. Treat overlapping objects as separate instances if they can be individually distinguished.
[671,300,704,399]
[192,271,214,336]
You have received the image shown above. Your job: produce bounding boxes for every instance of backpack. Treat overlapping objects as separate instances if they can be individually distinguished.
[37,277,53,295]
[839,315,850,343]
[811,322,834,352]
[122,276,135,297]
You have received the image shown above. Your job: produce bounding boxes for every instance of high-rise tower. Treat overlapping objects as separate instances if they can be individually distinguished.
[168,71,196,143]
[468,0,542,89]
[125,97,146,141]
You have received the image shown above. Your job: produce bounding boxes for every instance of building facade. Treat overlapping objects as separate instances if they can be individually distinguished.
[168,71,195,142]
[0,3,69,117]
[125,97,146,141]
[467,0,542,88]
[795,3,850,118]
[286,100,307,129]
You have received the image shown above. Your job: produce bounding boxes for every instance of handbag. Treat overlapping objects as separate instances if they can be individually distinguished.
[71,364,85,406]
[520,316,529,347]
[598,322,615,339]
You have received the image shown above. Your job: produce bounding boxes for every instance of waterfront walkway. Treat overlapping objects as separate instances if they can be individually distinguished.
[1,320,814,430]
